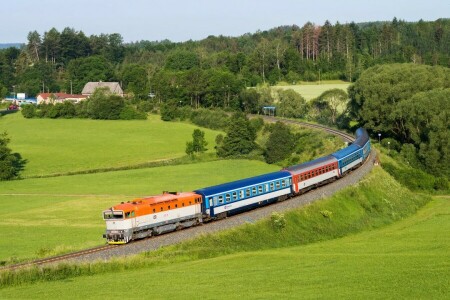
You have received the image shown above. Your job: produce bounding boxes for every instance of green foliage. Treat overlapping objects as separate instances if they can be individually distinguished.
[264,122,296,164]
[270,212,287,231]
[21,104,36,118]
[382,163,437,191]
[316,88,348,124]
[277,89,307,118]
[87,88,125,120]
[249,117,264,133]
[165,50,200,70]
[190,108,229,130]
[185,129,208,156]
[120,64,149,99]
[67,56,115,94]
[119,106,147,120]
[0,132,22,180]
[238,89,260,113]
[217,113,257,157]
[350,64,450,177]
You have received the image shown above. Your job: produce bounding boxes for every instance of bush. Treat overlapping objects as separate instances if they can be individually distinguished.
[87,89,125,120]
[381,138,401,152]
[434,177,449,191]
[21,104,36,118]
[119,106,147,120]
[190,109,229,130]
[137,101,154,113]
[271,212,286,231]
[383,162,436,191]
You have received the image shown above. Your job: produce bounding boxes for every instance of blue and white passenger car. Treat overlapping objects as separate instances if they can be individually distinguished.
[195,171,292,219]
[352,128,371,161]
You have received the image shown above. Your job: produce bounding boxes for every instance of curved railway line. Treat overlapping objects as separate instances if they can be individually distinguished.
[1,119,372,271]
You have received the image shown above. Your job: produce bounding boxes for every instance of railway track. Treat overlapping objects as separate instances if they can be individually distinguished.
[255,115,355,143]
[2,119,367,271]
[0,244,118,271]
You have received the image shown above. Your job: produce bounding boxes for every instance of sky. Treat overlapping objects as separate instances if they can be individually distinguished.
[2,0,449,43]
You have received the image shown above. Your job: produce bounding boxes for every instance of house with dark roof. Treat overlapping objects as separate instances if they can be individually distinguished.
[81,82,124,97]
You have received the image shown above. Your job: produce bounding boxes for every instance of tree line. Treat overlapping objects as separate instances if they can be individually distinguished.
[0,18,449,102]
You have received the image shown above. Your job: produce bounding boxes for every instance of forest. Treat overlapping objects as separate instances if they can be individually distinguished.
[0,18,449,180]
[0,18,448,101]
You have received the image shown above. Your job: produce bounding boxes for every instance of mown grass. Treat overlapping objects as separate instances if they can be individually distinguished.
[0,160,279,262]
[272,81,350,101]
[1,167,439,298]
[0,113,221,177]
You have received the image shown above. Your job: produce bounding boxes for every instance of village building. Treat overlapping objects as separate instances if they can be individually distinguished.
[81,82,124,97]
[37,93,86,105]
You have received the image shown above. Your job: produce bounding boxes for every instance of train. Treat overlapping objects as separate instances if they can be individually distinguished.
[103,127,371,244]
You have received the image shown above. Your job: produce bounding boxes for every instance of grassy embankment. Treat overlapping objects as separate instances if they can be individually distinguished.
[2,167,444,300]
[0,113,221,178]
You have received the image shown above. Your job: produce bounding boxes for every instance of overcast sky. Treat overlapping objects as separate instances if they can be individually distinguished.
[2,0,448,43]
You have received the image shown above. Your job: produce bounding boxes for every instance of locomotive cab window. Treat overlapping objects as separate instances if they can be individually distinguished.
[103,211,124,220]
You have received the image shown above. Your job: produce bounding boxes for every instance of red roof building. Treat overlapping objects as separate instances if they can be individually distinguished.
[37,93,86,104]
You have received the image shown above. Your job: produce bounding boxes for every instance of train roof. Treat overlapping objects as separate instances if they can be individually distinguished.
[109,192,199,211]
[194,170,291,197]
[284,155,336,175]
[353,128,370,147]
[331,144,361,160]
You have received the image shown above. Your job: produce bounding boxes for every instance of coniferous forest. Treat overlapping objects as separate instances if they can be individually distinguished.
[0,18,448,100]
[0,18,449,180]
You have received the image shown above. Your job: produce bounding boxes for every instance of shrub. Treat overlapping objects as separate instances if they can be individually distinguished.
[190,109,229,130]
[119,106,147,120]
[434,177,449,191]
[137,101,154,113]
[271,212,286,231]
[21,104,36,118]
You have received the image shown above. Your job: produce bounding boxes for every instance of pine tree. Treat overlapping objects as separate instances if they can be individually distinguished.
[217,113,257,157]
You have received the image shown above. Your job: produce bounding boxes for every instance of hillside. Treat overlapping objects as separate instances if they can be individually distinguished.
[2,168,445,299]
[0,113,220,177]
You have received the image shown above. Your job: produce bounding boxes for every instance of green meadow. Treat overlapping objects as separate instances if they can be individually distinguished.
[0,160,279,262]
[2,169,447,299]
[273,80,351,101]
[0,113,220,177]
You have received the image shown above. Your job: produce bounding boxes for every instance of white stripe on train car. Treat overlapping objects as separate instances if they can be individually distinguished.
[212,188,291,215]
[342,158,362,173]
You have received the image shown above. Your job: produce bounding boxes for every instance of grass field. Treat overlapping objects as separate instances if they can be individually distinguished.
[0,113,221,177]
[2,171,447,299]
[272,80,351,101]
[0,160,279,262]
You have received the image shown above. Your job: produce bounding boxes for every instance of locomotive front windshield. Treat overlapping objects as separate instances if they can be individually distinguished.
[103,211,124,220]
